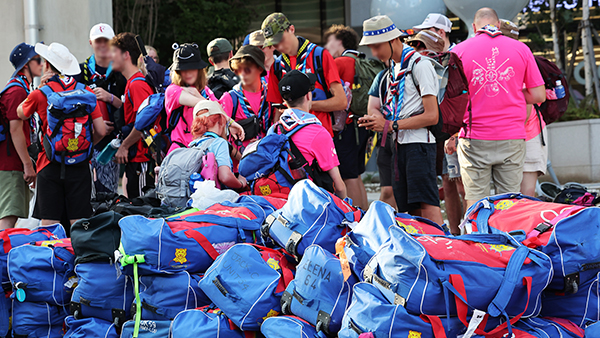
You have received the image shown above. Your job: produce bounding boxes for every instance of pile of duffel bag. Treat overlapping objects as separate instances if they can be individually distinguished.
[4,183,600,338]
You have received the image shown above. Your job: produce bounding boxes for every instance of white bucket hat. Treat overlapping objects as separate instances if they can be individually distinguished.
[359,15,403,46]
[35,42,81,76]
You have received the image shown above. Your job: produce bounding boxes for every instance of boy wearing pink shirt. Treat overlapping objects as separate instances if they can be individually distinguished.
[451,8,546,208]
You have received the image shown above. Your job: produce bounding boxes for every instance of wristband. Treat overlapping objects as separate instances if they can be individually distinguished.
[381,120,390,147]
[111,94,114,105]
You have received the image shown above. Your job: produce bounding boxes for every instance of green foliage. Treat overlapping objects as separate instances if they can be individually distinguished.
[560,95,600,121]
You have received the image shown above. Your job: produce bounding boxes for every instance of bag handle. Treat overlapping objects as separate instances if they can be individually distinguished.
[184,229,220,260]
[419,314,448,338]
[487,245,529,317]
[1,228,54,253]
[523,206,584,247]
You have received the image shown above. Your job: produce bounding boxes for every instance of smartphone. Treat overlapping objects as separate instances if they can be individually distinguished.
[272,103,287,109]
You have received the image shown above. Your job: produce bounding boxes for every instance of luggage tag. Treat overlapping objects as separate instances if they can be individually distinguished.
[458,309,486,338]
[335,238,351,282]
[15,288,26,302]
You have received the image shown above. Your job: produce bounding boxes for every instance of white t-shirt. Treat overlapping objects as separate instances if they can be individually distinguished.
[392,53,440,144]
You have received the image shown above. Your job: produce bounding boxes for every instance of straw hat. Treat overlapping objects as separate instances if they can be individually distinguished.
[359,15,403,46]
[34,42,81,76]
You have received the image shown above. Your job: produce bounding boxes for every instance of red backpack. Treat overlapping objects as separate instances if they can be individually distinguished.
[533,55,570,125]
[438,52,470,136]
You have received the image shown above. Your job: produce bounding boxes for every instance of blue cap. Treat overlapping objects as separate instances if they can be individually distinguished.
[9,43,37,78]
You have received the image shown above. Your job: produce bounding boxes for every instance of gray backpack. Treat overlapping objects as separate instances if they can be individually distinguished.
[156,138,216,207]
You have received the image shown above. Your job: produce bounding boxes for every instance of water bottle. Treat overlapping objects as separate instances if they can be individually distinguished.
[97,139,121,165]
[554,80,566,99]
[189,173,204,194]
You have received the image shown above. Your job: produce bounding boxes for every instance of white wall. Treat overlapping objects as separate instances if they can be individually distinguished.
[0,0,112,83]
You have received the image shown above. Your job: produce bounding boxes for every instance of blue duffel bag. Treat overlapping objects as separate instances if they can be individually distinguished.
[70,262,134,326]
[261,315,324,338]
[8,239,76,306]
[171,306,260,338]
[339,282,502,338]
[199,244,295,331]
[120,319,171,338]
[339,201,447,281]
[586,321,600,337]
[11,300,68,338]
[464,193,600,293]
[473,317,585,338]
[540,271,600,327]
[281,244,357,336]
[64,316,119,338]
[137,271,208,320]
[261,180,362,258]
[364,226,553,322]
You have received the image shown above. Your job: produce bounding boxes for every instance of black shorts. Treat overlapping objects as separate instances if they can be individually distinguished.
[377,133,394,187]
[125,161,156,199]
[33,163,93,220]
[334,122,370,180]
[393,143,440,212]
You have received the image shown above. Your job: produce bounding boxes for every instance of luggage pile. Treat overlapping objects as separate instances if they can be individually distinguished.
[3,184,600,338]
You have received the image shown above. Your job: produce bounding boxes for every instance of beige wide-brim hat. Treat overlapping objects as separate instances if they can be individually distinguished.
[359,15,403,46]
[35,42,81,76]
[499,19,519,40]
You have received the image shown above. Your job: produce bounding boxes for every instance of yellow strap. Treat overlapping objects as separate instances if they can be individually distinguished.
[281,39,310,70]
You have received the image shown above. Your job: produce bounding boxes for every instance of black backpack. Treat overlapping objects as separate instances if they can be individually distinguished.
[71,211,123,264]
[207,69,239,99]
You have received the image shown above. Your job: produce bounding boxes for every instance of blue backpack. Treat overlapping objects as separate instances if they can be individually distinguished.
[540,271,600,327]
[364,227,553,325]
[39,83,96,176]
[64,316,119,338]
[0,77,30,143]
[262,179,362,258]
[137,271,207,321]
[120,319,171,338]
[261,316,324,338]
[171,306,261,338]
[70,262,134,326]
[281,244,358,336]
[199,244,295,331]
[134,93,165,133]
[464,193,600,294]
[11,301,68,338]
[339,201,447,281]
[338,282,502,338]
[8,239,76,306]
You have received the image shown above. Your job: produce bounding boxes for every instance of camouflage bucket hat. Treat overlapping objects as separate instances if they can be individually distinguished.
[261,13,291,47]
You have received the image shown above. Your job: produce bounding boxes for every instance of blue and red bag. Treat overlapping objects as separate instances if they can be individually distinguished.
[11,300,68,338]
[199,244,295,331]
[364,227,553,325]
[261,315,324,338]
[340,201,447,281]
[262,180,362,258]
[70,261,134,326]
[8,238,76,306]
[64,316,119,338]
[473,317,584,338]
[171,306,262,338]
[281,244,357,335]
[39,83,96,173]
[338,282,502,338]
[137,271,207,320]
[540,271,600,327]
[463,193,600,293]
[118,200,269,276]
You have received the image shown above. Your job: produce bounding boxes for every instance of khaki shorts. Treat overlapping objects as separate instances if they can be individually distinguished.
[524,128,548,175]
[0,171,30,219]
[458,138,526,201]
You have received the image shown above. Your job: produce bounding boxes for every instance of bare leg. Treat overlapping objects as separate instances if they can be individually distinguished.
[345,177,369,210]
[380,186,397,211]
[520,172,538,197]
[442,175,462,234]
[420,203,444,226]
[41,219,61,226]
[0,216,18,230]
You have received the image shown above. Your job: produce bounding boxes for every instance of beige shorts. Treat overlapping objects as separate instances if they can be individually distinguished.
[0,171,30,219]
[524,128,548,175]
[458,138,526,201]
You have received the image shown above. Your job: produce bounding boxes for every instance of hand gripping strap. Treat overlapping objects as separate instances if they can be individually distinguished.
[184,229,220,260]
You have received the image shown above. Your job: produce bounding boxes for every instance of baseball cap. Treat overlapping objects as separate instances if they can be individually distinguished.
[261,13,292,47]
[89,23,115,41]
[279,70,317,102]
[193,100,228,118]
[249,30,266,48]
[207,38,233,57]
[413,13,452,33]
[359,15,404,46]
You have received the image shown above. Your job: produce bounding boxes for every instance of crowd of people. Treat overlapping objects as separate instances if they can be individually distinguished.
[0,7,548,236]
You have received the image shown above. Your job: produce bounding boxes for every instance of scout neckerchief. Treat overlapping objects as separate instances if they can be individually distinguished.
[83,54,113,83]
[279,36,316,76]
[383,45,416,121]
[278,108,321,133]
[231,79,271,131]
[477,24,503,38]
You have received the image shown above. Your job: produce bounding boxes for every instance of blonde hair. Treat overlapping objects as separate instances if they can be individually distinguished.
[137,55,147,76]
[171,69,208,92]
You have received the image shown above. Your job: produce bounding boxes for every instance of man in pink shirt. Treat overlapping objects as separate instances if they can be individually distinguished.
[450,8,546,208]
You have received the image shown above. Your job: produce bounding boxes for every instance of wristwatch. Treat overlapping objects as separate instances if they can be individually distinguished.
[392,121,399,132]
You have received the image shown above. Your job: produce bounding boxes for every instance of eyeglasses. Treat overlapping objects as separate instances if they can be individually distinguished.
[30,57,42,64]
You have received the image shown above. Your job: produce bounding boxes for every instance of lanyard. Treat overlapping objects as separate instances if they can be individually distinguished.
[87,54,113,81]
[384,46,416,121]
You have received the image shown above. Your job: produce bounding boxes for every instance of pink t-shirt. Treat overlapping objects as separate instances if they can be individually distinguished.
[452,33,545,140]
[525,105,546,141]
[289,124,340,172]
[165,84,217,153]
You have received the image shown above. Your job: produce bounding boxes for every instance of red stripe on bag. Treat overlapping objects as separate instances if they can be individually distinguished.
[184,230,220,260]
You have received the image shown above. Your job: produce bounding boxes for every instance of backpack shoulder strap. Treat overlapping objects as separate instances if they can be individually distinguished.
[38,84,55,98]
[273,55,284,82]
[311,46,331,98]
[127,76,146,105]
[194,137,217,154]
[229,89,241,121]
[74,82,87,91]
[379,69,391,108]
